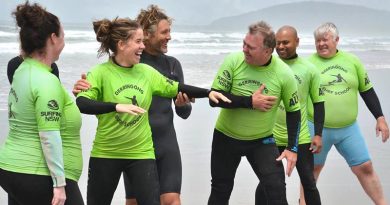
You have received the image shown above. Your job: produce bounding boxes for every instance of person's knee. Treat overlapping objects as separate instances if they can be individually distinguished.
[126,198,137,205]
[161,193,181,205]
[352,161,374,176]
[261,174,286,202]
[211,178,234,194]
[313,165,323,180]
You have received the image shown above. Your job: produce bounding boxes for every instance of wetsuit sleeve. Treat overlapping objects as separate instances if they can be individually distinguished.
[313,102,325,136]
[173,59,192,119]
[286,110,301,153]
[39,131,66,187]
[178,83,210,98]
[209,88,252,108]
[33,75,65,187]
[309,65,325,136]
[360,88,384,119]
[7,56,23,84]
[76,96,117,115]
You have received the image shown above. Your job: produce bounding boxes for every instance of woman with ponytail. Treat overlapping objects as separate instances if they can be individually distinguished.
[0,2,84,205]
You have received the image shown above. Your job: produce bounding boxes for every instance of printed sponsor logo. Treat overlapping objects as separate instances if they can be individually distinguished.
[294,74,302,85]
[10,88,18,102]
[222,70,231,81]
[289,91,299,107]
[364,74,371,86]
[319,87,325,96]
[41,111,61,122]
[166,78,174,85]
[216,75,231,90]
[8,103,15,119]
[47,100,59,110]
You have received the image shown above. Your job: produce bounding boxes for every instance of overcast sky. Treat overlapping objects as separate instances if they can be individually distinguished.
[1,0,390,25]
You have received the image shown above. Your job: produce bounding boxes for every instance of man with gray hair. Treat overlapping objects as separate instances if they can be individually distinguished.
[207,21,301,205]
[306,22,389,205]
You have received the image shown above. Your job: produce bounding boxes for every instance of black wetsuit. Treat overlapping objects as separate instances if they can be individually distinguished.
[124,52,192,197]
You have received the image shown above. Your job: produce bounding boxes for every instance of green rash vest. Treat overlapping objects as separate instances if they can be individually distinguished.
[0,58,82,182]
[308,51,373,128]
[77,60,178,159]
[212,52,300,140]
[273,57,324,146]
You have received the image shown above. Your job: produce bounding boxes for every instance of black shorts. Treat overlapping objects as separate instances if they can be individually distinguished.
[0,168,84,205]
[124,134,182,198]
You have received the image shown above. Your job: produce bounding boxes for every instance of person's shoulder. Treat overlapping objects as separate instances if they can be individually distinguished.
[338,50,360,61]
[164,54,180,63]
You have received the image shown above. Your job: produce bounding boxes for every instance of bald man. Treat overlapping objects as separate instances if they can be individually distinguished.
[257,26,324,205]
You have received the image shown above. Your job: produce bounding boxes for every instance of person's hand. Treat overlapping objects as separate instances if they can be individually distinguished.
[208,91,231,104]
[52,186,66,205]
[72,73,90,96]
[175,92,194,106]
[376,116,389,142]
[252,84,277,111]
[116,104,146,115]
[310,135,322,154]
[276,149,297,177]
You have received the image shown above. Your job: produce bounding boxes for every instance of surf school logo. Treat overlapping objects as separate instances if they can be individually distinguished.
[320,65,351,96]
[125,95,139,106]
[47,100,59,110]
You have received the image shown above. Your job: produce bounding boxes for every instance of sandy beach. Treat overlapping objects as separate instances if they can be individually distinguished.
[0,68,389,204]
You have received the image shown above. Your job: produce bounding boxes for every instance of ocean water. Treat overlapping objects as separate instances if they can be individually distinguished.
[1,23,390,204]
[1,24,390,104]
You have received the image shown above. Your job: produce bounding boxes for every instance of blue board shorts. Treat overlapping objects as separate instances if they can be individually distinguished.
[308,121,371,167]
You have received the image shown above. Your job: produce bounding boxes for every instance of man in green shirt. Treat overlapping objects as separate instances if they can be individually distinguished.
[307,22,389,205]
[272,25,324,205]
[207,21,301,205]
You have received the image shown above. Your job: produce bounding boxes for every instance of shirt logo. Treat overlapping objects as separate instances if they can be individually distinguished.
[8,103,15,119]
[47,100,59,110]
[166,78,174,85]
[324,73,347,86]
[125,95,139,106]
[320,65,351,96]
[222,70,231,81]
[289,92,299,107]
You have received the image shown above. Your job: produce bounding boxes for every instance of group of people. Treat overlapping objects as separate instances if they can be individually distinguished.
[0,2,388,205]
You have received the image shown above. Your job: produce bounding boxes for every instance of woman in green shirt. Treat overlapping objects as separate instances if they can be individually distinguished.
[0,2,84,205]
[76,17,230,205]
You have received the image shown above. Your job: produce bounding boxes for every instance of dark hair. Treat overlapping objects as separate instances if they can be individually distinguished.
[12,1,61,55]
[93,17,141,57]
[136,5,172,35]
